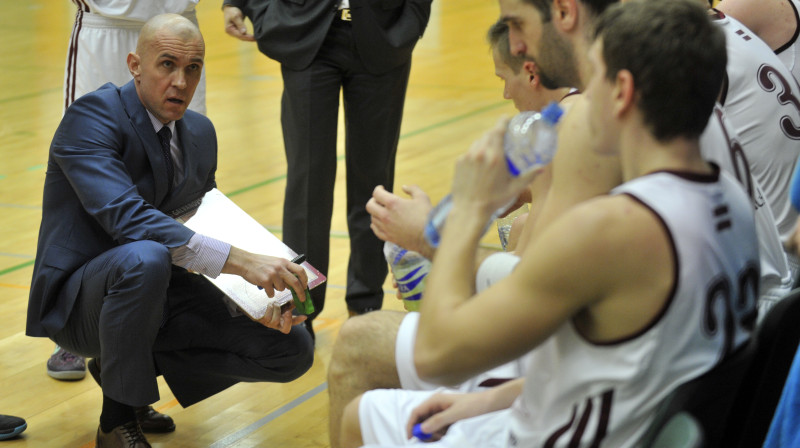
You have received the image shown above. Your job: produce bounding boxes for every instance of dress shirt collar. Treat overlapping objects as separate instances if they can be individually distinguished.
[146,110,176,140]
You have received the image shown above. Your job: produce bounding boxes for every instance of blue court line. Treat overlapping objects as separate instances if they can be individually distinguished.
[209,382,328,448]
[0,252,34,259]
[225,101,507,198]
[5,100,507,187]
[0,100,508,276]
[326,283,398,295]
[0,203,41,210]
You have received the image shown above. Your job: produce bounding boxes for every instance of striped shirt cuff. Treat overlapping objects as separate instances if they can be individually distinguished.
[170,233,231,278]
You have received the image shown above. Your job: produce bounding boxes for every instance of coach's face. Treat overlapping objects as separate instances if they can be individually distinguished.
[499,0,582,90]
[128,27,204,124]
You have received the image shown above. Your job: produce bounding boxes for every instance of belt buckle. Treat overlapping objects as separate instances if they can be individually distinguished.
[340,8,352,21]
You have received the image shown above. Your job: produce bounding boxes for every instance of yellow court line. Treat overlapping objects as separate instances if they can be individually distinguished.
[0,282,29,290]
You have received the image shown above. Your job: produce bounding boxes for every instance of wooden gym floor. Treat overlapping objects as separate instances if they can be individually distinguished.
[0,0,514,446]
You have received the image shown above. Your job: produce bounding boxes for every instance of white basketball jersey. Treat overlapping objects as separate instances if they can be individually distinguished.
[71,0,199,22]
[700,106,792,308]
[713,11,800,245]
[506,170,759,448]
[775,0,800,82]
[65,0,206,114]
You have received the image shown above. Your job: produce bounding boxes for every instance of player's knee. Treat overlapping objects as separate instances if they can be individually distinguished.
[330,314,383,374]
[329,318,369,385]
[336,315,373,353]
[329,312,402,388]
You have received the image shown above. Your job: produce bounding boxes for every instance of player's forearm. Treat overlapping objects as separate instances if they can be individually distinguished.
[424,204,488,307]
[488,378,525,411]
[415,201,494,382]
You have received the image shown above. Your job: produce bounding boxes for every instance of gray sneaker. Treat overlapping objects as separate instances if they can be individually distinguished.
[0,415,27,441]
[46,346,86,380]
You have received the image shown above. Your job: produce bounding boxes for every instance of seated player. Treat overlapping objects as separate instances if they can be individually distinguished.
[341,1,760,446]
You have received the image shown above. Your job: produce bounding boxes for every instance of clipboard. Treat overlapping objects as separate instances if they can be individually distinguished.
[178,188,325,319]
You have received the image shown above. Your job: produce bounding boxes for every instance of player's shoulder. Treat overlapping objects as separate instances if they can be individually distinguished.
[547,193,662,257]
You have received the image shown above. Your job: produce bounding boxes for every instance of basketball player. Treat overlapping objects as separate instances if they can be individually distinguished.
[327,20,572,448]
[341,1,759,446]
[717,0,800,82]
[706,4,800,289]
[330,0,789,444]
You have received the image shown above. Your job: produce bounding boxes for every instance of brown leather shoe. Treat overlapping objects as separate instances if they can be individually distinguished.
[96,421,151,448]
[135,406,175,433]
[88,359,176,433]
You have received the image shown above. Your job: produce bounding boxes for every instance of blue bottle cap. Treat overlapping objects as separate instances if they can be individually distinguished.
[413,423,433,441]
[541,101,564,125]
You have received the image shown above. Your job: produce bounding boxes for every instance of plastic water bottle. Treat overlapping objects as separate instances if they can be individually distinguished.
[423,102,564,248]
[383,241,431,312]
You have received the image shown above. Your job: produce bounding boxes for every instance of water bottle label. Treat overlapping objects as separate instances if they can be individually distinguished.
[397,263,426,283]
[392,248,409,266]
[397,269,427,292]
[397,268,426,292]
[402,292,423,302]
[395,261,430,301]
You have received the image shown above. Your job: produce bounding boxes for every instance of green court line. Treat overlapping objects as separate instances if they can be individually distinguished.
[0,87,61,105]
[0,260,34,277]
[2,101,507,277]
[401,101,508,139]
[227,100,507,198]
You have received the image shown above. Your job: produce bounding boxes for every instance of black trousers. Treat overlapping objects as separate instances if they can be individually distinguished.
[280,17,412,318]
[53,241,314,407]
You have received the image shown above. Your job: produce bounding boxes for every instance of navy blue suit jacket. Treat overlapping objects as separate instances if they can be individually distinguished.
[27,80,218,338]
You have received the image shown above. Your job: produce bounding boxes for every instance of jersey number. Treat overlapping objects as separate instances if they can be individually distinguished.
[714,107,766,210]
[703,263,759,359]
[757,64,800,140]
[536,389,614,448]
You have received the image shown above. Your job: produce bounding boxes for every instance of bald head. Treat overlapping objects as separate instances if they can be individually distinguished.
[137,14,204,58]
[127,13,205,123]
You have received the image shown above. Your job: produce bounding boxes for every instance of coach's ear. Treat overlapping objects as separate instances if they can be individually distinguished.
[553,0,578,32]
[127,52,141,81]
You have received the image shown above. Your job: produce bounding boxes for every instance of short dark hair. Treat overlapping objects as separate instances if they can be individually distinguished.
[593,0,726,141]
[520,0,619,22]
[487,21,525,74]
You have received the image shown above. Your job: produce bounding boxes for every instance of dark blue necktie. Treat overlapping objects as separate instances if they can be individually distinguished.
[157,126,174,190]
